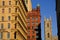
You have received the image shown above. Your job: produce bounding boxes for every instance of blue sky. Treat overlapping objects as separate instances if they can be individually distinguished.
[32,0,57,40]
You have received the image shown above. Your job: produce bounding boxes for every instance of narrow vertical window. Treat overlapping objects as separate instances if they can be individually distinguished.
[14,32,16,39]
[15,16,17,20]
[47,33,50,38]
[15,8,17,12]
[2,8,4,13]
[2,16,4,21]
[2,1,5,6]
[16,1,18,5]
[8,23,10,29]
[9,8,11,13]
[1,23,3,29]
[7,32,10,38]
[8,16,10,21]
[0,32,3,39]
[9,1,11,5]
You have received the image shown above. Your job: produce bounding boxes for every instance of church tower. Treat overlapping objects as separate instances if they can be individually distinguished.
[44,17,52,40]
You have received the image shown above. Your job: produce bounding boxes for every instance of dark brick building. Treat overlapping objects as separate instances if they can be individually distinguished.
[56,0,60,40]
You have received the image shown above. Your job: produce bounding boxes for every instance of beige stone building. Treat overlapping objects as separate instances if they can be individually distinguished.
[0,0,28,40]
[44,17,52,40]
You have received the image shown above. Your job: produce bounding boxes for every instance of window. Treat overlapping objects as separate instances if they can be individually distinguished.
[0,32,3,39]
[36,22,38,25]
[28,27,30,30]
[36,17,38,20]
[8,16,10,21]
[28,36,30,39]
[32,36,34,38]
[15,1,18,5]
[1,23,3,29]
[9,8,11,13]
[2,1,5,6]
[47,33,50,38]
[7,32,10,38]
[28,31,30,35]
[32,17,34,20]
[2,16,4,21]
[32,26,34,29]
[36,36,38,38]
[27,17,30,20]
[15,8,17,12]
[8,23,10,29]
[36,31,38,33]
[32,22,34,25]
[47,23,49,27]
[15,16,17,20]
[32,31,34,34]
[28,22,30,26]
[14,32,16,39]
[2,8,4,13]
[9,1,11,5]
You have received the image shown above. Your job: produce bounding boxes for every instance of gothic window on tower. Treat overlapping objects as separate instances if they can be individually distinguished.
[2,1,5,6]
[47,23,49,27]
[47,33,50,38]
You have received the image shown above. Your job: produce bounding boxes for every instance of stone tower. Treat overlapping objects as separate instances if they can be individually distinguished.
[44,17,52,40]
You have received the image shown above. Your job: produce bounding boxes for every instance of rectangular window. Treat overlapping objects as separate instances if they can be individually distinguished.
[1,24,3,29]
[48,33,50,38]
[15,8,17,12]
[0,32,3,39]
[15,1,18,5]
[7,32,10,38]
[2,1,5,6]
[2,8,4,13]
[32,17,34,20]
[8,23,10,29]
[14,32,16,39]
[9,8,11,13]
[2,16,4,21]
[9,1,11,5]
[8,16,10,21]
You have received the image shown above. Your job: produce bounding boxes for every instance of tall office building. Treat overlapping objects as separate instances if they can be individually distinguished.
[56,0,60,40]
[0,0,27,40]
[27,5,41,40]
[44,17,52,40]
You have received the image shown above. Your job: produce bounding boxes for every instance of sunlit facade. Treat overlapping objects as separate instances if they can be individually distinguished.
[0,0,27,40]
